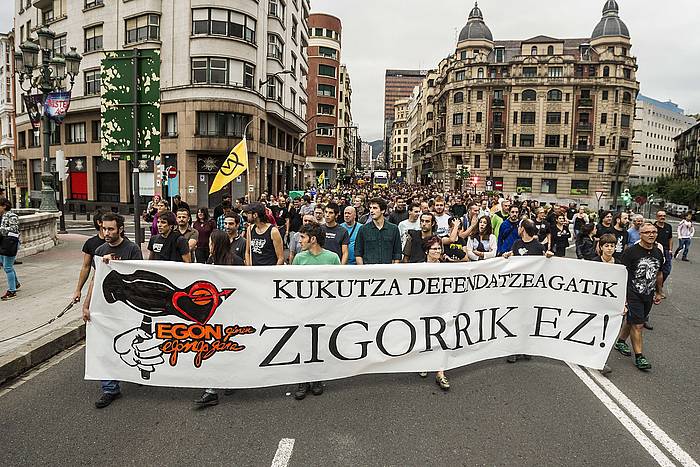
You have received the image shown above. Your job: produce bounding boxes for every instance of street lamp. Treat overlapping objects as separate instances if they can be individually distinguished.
[15,31,82,212]
[259,69,294,92]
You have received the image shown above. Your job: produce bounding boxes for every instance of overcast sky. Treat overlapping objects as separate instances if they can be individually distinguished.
[3,1,698,141]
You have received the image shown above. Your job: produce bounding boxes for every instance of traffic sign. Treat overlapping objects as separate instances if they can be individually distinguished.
[167,166,177,179]
[486,179,493,190]
[595,191,605,201]
[635,195,647,206]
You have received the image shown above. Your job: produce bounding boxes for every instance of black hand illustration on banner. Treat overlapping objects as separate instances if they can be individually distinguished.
[103,270,235,379]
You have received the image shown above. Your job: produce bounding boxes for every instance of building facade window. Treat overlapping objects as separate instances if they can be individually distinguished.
[455,70,465,81]
[518,157,533,170]
[66,122,86,143]
[318,64,336,77]
[91,120,101,142]
[571,180,589,195]
[547,89,562,101]
[523,67,537,77]
[163,113,177,137]
[196,112,251,137]
[453,113,463,125]
[520,134,535,147]
[318,46,337,59]
[85,0,104,9]
[192,8,257,44]
[541,179,557,193]
[546,112,561,124]
[316,144,334,157]
[84,25,103,52]
[191,57,255,88]
[545,134,560,147]
[543,157,558,171]
[522,89,536,101]
[267,76,283,103]
[318,84,335,97]
[53,35,66,56]
[521,112,536,125]
[267,34,284,62]
[84,69,101,95]
[268,0,285,21]
[548,67,562,77]
[453,92,464,103]
[603,66,610,77]
[547,45,554,55]
[452,134,462,146]
[126,14,160,44]
[574,156,589,172]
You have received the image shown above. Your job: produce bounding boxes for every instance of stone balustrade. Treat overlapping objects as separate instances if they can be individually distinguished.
[13,209,61,258]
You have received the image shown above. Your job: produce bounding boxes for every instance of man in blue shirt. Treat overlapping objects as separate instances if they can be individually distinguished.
[627,213,643,244]
[497,205,522,256]
[341,206,361,265]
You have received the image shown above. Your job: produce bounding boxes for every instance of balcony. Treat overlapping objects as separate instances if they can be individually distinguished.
[492,98,505,108]
[577,122,593,131]
[575,144,594,152]
[578,98,593,108]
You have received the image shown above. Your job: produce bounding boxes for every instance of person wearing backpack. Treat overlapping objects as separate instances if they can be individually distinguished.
[0,198,21,301]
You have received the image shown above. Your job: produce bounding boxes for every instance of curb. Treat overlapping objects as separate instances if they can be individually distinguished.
[0,318,85,386]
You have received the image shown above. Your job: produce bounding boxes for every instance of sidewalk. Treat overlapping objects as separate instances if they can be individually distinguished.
[0,234,91,384]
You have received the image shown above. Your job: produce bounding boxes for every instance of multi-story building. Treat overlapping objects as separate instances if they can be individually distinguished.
[630,95,696,185]
[408,1,639,206]
[360,141,372,173]
[674,121,700,179]
[305,13,343,187]
[337,63,356,180]
[0,32,16,203]
[391,98,409,177]
[13,0,309,212]
[383,69,427,169]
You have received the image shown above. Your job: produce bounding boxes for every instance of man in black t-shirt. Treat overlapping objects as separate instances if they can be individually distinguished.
[653,210,673,285]
[533,208,551,250]
[321,202,349,263]
[611,212,630,262]
[148,211,191,262]
[287,198,303,245]
[614,222,664,371]
[82,213,144,409]
[73,209,106,302]
[596,210,615,239]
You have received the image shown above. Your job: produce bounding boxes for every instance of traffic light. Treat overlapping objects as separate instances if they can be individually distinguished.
[621,189,632,207]
[56,150,69,181]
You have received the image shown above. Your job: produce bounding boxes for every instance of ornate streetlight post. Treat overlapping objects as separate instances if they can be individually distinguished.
[14,29,82,212]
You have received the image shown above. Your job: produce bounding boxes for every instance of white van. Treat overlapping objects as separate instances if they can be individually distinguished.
[675,205,689,216]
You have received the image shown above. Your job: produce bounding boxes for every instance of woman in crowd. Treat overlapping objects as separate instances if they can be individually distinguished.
[144,194,162,223]
[418,236,451,390]
[192,207,216,264]
[573,207,589,239]
[550,213,571,257]
[0,198,20,301]
[467,216,497,261]
[150,199,169,236]
[576,223,598,260]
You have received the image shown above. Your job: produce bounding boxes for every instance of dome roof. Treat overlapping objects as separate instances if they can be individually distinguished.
[592,0,630,39]
[458,2,493,42]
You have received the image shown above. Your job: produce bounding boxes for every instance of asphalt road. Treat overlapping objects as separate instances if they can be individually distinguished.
[1,250,698,466]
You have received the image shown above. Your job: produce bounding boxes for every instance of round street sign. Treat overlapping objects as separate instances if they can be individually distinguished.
[167,166,177,179]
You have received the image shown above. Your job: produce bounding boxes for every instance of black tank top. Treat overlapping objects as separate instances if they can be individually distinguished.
[250,224,277,266]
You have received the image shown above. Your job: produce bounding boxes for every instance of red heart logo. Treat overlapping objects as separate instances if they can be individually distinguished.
[171,282,234,325]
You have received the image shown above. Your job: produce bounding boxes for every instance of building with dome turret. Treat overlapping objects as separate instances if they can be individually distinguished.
[408,1,639,207]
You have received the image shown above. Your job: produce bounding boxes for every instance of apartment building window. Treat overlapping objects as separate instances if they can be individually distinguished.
[564,112,569,125]
[163,113,177,137]
[522,89,536,101]
[91,120,101,142]
[613,113,618,126]
[543,157,558,171]
[574,157,589,172]
[623,68,632,80]
[620,137,629,150]
[475,134,482,144]
[268,0,286,21]
[598,158,605,173]
[453,92,464,104]
[267,76,283,103]
[545,135,560,147]
[517,178,533,192]
[571,180,589,194]
[621,114,630,128]
[66,122,86,143]
[523,67,537,77]
[317,144,334,157]
[599,136,606,147]
[18,132,26,149]
[548,67,562,77]
[316,123,334,137]
[531,46,538,56]
[603,66,610,77]
[196,112,251,137]
[191,58,254,88]
[474,154,480,168]
[455,70,465,81]
[546,112,561,124]
[513,112,518,124]
[477,68,484,79]
[452,134,463,146]
[520,134,535,147]
[518,157,533,170]
[318,103,334,115]
[495,47,505,63]
[489,154,503,169]
[521,112,535,125]
[85,0,104,9]
[267,124,276,146]
[126,14,160,44]
[267,34,284,62]
[318,64,336,77]
[50,121,61,145]
[290,53,297,77]
[541,179,557,194]
[453,113,463,125]
[30,131,40,148]
[466,112,471,124]
[547,89,562,101]
[84,25,103,52]
[623,92,632,103]
[602,90,609,101]
[475,112,482,123]
[318,46,337,59]
[43,8,54,25]
[427,112,433,121]
[53,36,66,56]
[84,69,101,95]
[601,113,607,124]
[192,8,257,44]
[243,63,255,89]
[291,16,298,43]
[318,84,335,97]
[563,135,568,147]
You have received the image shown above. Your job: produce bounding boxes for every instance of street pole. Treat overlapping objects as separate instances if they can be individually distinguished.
[131,48,142,246]
[611,135,622,211]
[39,80,58,212]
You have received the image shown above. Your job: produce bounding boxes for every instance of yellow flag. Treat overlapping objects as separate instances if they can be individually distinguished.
[317,172,325,186]
[209,138,248,195]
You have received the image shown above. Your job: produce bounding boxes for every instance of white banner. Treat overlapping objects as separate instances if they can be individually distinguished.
[85,257,627,388]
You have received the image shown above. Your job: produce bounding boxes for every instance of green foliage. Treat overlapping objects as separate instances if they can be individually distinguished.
[634,177,700,209]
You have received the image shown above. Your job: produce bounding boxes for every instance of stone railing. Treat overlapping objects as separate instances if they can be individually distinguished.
[14,209,61,258]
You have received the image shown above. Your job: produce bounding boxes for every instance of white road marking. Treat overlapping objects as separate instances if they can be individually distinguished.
[566,363,675,467]
[0,343,85,398]
[585,367,699,467]
[271,438,295,467]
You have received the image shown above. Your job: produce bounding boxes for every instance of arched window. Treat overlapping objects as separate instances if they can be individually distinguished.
[454,92,464,103]
[477,68,484,78]
[531,46,538,56]
[547,45,554,55]
[603,66,610,77]
[522,89,537,101]
[547,89,562,101]
[623,92,632,103]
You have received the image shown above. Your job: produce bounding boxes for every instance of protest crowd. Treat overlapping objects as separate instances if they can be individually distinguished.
[2,181,690,409]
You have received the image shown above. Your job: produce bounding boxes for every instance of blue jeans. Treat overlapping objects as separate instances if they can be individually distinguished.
[661,250,672,282]
[675,238,691,259]
[1,254,17,292]
[101,380,121,395]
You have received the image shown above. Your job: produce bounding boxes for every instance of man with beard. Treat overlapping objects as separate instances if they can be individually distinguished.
[82,213,143,409]
[388,196,409,225]
[611,212,630,262]
[355,198,402,265]
[148,211,191,262]
[614,222,664,371]
[398,203,422,249]
[496,205,521,256]
[341,206,361,265]
[223,213,246,260]
[176,209,198,262]
[403,212,437,263]
[432,196,450,238]
[491,199,511,239]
